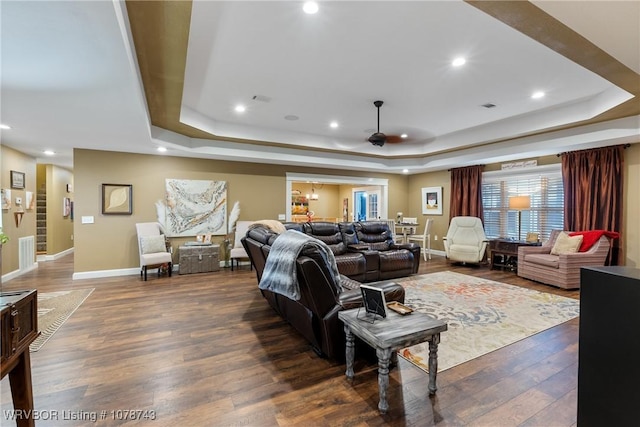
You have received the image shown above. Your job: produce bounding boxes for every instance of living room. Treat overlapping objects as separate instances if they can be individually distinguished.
[1,1,640,425]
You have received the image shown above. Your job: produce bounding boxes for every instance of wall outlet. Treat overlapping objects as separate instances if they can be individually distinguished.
[278,214,286,220]
[434,235,438,241]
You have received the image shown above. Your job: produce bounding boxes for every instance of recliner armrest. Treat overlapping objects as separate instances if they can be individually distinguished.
[390,242,418,250]
[338,289,365,310]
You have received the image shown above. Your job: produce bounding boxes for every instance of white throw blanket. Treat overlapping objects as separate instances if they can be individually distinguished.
[259,230,342,300]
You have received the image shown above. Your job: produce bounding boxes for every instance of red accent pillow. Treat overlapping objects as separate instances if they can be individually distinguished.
[567,230,619,252]
[568,231,602,252]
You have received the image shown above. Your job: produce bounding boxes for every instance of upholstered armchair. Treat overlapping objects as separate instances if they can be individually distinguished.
[443,216,487,264]
[517,229,612,289]
[135,222,172,281]
[230,220,253,271]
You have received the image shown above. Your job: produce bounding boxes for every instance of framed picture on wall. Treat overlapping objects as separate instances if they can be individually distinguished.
[63,197,71,217]
[102,183,133,215]
[421,187,443,215]
[10,170,25,189]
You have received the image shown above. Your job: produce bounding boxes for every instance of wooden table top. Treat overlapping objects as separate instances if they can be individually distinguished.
[339,307,447,350]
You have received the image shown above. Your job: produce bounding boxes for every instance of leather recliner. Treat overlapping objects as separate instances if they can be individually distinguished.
[301,222,367,281]
[352,221,421,280]
[242,225,405,360]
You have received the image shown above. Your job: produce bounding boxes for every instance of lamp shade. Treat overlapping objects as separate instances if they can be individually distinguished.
[509,195,531,210]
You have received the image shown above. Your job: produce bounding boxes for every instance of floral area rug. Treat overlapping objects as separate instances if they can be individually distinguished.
[395,271,579,373]
[30,288,94,352]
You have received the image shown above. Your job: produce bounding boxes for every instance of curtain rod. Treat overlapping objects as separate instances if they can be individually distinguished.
[557,143,631,157]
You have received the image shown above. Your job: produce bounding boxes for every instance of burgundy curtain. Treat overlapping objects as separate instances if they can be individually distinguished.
[450,165,484,221]
[562,145,624,264]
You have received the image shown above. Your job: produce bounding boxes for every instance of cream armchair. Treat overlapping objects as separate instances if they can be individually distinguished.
[443,216,487,264]
[230,220,253,271]
[136,222,173,281]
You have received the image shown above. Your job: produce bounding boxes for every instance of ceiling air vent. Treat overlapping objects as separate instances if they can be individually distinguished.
[252,95,271,103]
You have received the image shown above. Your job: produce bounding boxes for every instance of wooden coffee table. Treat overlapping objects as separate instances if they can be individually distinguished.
[339,307,447,414]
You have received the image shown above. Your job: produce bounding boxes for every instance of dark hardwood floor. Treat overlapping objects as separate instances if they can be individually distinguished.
[1,254,579,426]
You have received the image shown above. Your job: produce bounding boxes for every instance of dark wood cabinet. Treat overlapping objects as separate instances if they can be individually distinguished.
[1,289,39,427]
[578,266,640,426]
[488,239,540,272]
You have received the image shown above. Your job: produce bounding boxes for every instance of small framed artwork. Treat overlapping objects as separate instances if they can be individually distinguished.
[10,170,25,189]
[26,191,35,210]
[359,284,387,321]
[421,186,443,215]
[63,197,71,217]
[101,184,133,215]
[1,189,11,210]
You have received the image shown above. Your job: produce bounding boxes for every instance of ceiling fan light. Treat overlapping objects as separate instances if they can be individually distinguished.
[368,132,386,147]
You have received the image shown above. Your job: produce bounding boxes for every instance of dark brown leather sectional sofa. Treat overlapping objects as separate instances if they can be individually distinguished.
[242,221,419,360]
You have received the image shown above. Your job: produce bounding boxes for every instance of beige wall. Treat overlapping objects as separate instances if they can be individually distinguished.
[1,145,37,274]
[3,144,638,276]
[623,143,639,267]
[72,149,406,273]
[44,164,75,255]
[407,169,451,252]
[406,150,640,266]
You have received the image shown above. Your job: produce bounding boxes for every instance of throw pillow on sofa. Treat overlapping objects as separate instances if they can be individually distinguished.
[550,232,583,255]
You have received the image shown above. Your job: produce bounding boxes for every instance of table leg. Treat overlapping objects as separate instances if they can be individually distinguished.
[344,325,355,380]
[376,347,392,414]
[8,350,35,427]
[428,333,441,395]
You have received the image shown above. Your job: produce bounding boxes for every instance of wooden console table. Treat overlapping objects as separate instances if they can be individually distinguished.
[1,289,39,427]
[488,239,541,272]
[339,307,447,414]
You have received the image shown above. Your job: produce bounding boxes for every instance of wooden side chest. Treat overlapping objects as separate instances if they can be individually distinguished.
[179,244,220,274]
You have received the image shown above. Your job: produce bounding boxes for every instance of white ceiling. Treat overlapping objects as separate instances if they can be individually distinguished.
[1,1,639,173]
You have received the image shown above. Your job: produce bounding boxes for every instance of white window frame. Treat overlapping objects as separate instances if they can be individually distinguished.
[482,164,564,242]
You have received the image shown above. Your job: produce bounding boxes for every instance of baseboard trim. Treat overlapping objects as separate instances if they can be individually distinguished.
[71,260,249,280]
[2,262,39,283]
[73,267,141,280]
[37,247,74,262]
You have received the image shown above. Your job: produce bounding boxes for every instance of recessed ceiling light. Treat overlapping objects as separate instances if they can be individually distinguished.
[330,121,338,128]
[452,57,466,67]
[0,124,10,130]
[303,1,319,14]
[234,105,246,113]
[401,133,408,139]
[157,147,167,153]
[531,91,545,99]
[402,169,409,174]
[43,150,55,156]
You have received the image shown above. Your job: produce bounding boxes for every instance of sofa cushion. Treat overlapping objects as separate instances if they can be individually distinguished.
[303,222,347,255]
[378,250,414,272]
[551,232,583,255]
[524,253,560,268]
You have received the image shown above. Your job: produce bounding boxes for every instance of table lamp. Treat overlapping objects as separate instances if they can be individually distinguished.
[509,195,530,241]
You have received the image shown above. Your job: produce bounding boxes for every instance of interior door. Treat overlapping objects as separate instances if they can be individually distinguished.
[352,187,382,221]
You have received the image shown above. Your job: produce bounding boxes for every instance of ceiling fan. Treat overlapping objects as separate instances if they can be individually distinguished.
[367,100,407,147]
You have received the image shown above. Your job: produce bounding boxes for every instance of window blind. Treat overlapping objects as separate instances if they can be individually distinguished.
[482,165,564,241]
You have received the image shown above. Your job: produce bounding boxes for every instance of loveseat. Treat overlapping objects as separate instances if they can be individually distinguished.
[302,221,420,281]
[242,224,405,359]
[517,229,612,289]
